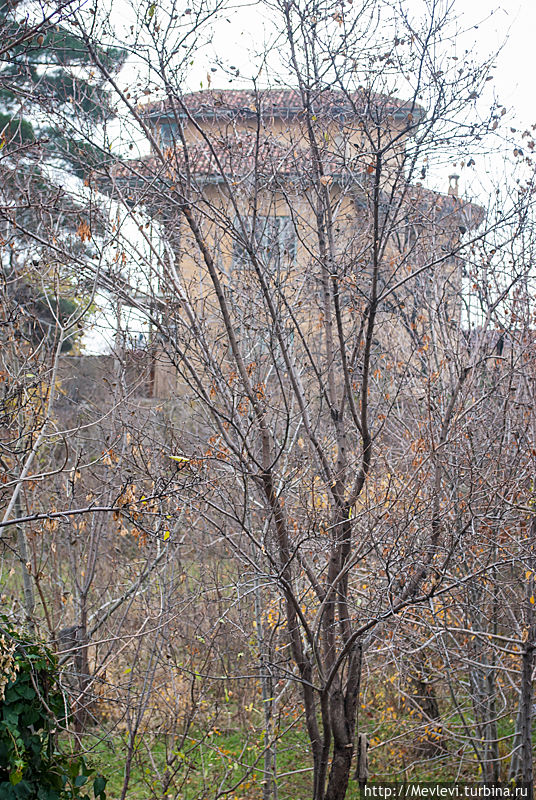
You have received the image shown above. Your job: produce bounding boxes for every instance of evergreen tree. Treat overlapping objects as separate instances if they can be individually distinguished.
[0,0,125,350]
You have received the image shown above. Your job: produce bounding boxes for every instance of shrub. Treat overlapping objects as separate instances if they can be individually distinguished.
[0,620,107,800]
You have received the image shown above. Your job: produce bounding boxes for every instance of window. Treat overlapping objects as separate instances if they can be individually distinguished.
[158,122,176,147]
[232,215,297,271]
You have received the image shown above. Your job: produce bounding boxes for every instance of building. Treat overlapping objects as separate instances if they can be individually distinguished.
[111,88,483,397]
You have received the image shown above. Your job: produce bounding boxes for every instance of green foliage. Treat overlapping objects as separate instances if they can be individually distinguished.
[31,292,80,352]
[39,74,116,123]
[45,131,112,179]
[0,24,125,124]
[0,620,107,800]
[0,4,125,169]
[5,277,83,352]
[0,112,35,147]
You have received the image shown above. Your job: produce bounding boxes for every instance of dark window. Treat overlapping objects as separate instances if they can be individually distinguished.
[159,122,176,147]
[232,215,297,271]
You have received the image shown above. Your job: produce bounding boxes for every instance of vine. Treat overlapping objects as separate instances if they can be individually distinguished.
[0,619,107,800]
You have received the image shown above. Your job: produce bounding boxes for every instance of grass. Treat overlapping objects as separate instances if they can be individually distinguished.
[84,714,521,800]
[87,726,316,800]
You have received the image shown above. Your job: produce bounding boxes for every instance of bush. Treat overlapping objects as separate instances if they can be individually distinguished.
[0,620,107,800]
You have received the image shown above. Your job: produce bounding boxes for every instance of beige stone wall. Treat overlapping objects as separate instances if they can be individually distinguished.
[139,102,473,398]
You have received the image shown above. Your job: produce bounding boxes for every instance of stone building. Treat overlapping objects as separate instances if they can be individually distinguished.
[111,88,483,397]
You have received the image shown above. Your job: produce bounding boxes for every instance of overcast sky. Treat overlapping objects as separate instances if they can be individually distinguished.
[170,0,536,129]
[107,0,536,154]
[457,0,535,129]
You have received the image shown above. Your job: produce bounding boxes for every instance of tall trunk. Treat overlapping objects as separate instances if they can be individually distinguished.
[324,687,353,800]
[468,579,499,784]
[470,656,500,784]
[509,639,535,788]
[356,733,369,792]
[15,493,35,631]
[253,568,277,800]
[484,665,500,784]
[410,671,443,757]
[324,644,363,800]
[519,534,536,793]
[484,563,500,784]
[509,530,535,788]
[74,602,91,733]
[519,639,534,792]
[325,744,353,800]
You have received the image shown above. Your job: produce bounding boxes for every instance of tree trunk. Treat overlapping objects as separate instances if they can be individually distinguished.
[356,733,368,792]
[253,567,277,800]
[410,673,443,757]
[509,531,535,789]
[325,743,353,800]
[519,639,534,793]
[16,523,35,630]
[324,644,363,800]
[484,664,500,784]
[74,615,91,732]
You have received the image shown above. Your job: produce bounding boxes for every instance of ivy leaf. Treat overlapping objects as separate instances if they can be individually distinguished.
[9,768,23,785]
[93,775,107,797]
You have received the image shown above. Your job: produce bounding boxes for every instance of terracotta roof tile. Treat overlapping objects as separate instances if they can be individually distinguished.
[110,136,482,231]
[112,133,355,181]
[143,88,423,123]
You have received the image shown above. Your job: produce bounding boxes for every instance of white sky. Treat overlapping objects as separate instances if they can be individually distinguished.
[104,0,533,207]
[107,0,534,108]
[178,0,535,128]
[207,0,536,131]
[457,0,535,129]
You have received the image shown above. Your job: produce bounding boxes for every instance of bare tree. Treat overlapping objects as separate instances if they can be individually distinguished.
[2,0,536,797]
[59,0,536,796]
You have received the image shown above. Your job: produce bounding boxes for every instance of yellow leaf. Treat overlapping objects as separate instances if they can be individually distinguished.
[168,455,189,462]
[163,530,170,541]
[530,596,535,605]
